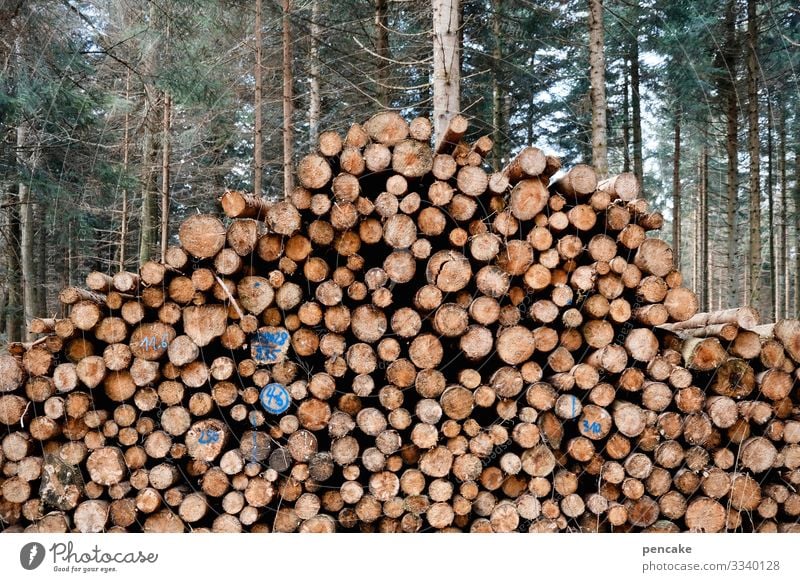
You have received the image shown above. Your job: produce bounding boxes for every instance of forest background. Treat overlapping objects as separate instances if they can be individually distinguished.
[0,0,798,344]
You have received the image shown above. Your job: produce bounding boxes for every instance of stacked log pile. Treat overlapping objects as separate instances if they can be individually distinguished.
[1,111,800,533]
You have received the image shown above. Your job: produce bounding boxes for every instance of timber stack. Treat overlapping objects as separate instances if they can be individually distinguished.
[1,111,800,533]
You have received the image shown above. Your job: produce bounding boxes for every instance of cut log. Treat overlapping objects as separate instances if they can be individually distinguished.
[221,190,270,219]
[178,215,227,259]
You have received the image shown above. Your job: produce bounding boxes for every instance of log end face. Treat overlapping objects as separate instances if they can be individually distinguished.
[178,215,227,259]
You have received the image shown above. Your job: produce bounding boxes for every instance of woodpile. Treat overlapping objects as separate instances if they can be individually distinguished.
[2,111,800,533]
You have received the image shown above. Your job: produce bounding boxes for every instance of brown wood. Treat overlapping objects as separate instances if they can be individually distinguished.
[663,307,761,332]
[178,214,226,259]
[6,113,800,534]
[597,172,639,201]
[554,164,597,197]
[435,114,468,153]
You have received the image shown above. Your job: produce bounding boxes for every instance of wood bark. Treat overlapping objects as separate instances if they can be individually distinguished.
[588,0,608,177]
[746,0,761,306]
[432,0,461,143]
[308,0,321,145]
[282,0,295,197]
[254,0,263,196]
[160,91,171,262]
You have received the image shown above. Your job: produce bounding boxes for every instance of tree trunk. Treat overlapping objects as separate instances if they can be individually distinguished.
[0,270,5,336]
[794,139,800,315]
[254,0,263,196]
[701,142,710,312]
[139,101,158,265]
[777,102,787,317]
[17,121,35,340]
[432,0,461,143]
[67,220,74,288]
[767,97,776,320]
[491,0,504,171]
[696,144,708,310]
[622,59,630,173]
[375,0,389,107]
[672,106,681,270]
[282,0,295,198]
[692,171,699,298]
[3,180,21,342]
[308,0,321,146]
[746,0,760,307]
[629,23,643,191]
[36,205,47,316]
[722,0,738,309]
[138,2,160,266]
[160,91,171,262]
[120,71,130,271]
[588,0,608,177]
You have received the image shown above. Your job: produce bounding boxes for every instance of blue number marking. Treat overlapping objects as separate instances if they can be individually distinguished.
[252,329,290,363]
[198,429,219,444]
[139,334,169,351]
[260,383,291,414]
[581,420,601,434]
[260,330,288,346]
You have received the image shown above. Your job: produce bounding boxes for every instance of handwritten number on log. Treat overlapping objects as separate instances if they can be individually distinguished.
[198,429,219,444]
[139,334,169,351]
[582,420,601,434]
[252,330,289,363]
[260,383,291,414]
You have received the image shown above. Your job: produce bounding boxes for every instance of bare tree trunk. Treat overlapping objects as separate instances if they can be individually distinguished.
[630,24,643,190]
[36,205,47,316]
[0,269,6,336]
[17,122,35,340]
[254,0,263,196]
[723,0,739,309]
[767,97,776,320]
[139,100,158,265]
[491,0,504,171]
[672,107,681,270]
[375,0,389,107]
[778,102,788,317]
[160,91,171,262]
[5,199,21,341]
[308,0,321,146]
[432,0,461,143]
[588,0,608,177]
[702,142,711,312]
[282,0,295,198]
[697,144,709,311]
[1,1,23,341]
[746,0,761,307]
[795,141,800,316]
[67,220,73,288]
[692,171,699,299]
[2,130,21,341]
[119,71,130,271]
[138,2,159,266]
[622,59,630,173]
